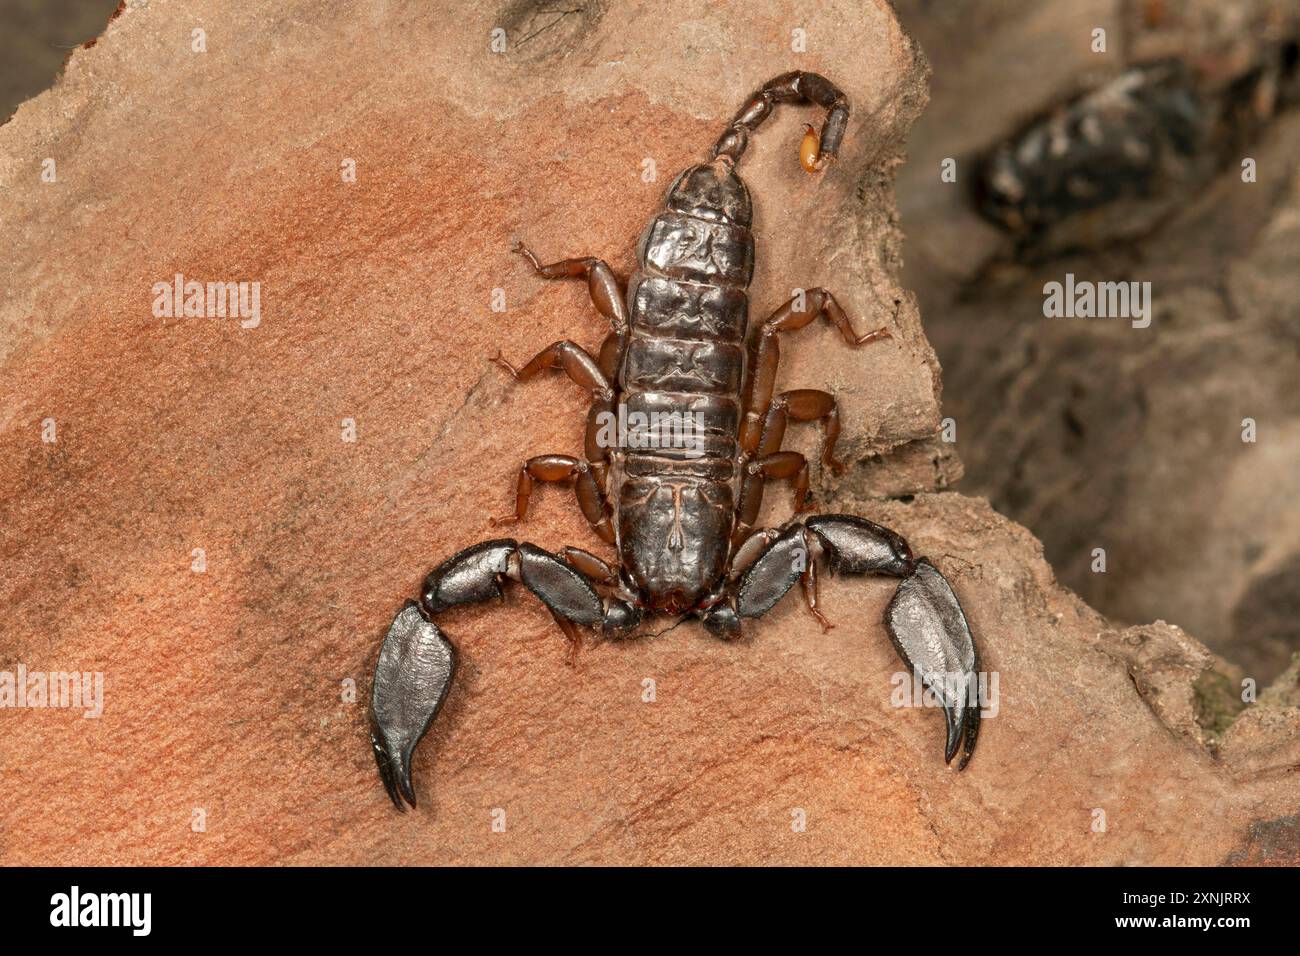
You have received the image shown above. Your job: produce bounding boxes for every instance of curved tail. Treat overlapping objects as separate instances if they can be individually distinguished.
[711,71,850,172]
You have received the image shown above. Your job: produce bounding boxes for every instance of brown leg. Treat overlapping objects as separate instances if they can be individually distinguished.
[493,341,613,402]
[510,241,630,389]
[501,244,627,546]
[735,385,842,541]
[513,242,629,336]
[490,454,615,544]
[800,558,834,632]
[766,389,847,473]
[594,330,625,384]
[491,455,581,526]
[576,467,616,544]
[547,609,584,666]
[736,451,811,539]
[585,395,618,464]
[739,289,888,456]
[751,452,811,513]
[557,547,616,584]
[729,527,779,578]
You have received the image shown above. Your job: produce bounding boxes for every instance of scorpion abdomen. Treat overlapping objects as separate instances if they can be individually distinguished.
[616,161,756,608]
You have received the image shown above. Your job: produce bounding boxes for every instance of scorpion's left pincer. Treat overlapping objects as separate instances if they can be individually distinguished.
[370,601,457,810]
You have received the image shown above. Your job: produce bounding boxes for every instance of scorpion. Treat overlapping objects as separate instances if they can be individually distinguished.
[370,71,981,810]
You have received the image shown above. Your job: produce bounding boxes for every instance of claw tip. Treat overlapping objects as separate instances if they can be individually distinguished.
[373,730,418,811]
[942,707,961,764]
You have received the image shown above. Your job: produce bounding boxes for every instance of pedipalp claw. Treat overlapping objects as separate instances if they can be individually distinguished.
[370,600,457,810]
[371,729,409,810]
[885,558,981,770]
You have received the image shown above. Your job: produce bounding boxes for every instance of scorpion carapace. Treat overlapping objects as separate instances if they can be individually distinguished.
[369,71,982,810]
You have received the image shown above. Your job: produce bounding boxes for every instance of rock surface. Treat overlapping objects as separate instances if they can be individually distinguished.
[0,0,1296,865]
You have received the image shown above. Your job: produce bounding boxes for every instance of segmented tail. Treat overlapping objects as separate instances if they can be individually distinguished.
[711,71,850,172]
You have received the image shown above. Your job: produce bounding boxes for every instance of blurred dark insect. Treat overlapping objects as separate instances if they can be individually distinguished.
[973,40,1299,259]
[972,60,1211,258]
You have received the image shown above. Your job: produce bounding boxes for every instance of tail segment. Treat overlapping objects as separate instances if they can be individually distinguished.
[711,71,850,171]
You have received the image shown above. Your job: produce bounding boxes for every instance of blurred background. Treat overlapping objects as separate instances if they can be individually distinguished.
[5,0,1298,686]
[893,0,1300,686]
[1,0,121,122]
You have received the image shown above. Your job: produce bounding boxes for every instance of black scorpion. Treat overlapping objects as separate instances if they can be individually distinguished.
[370,72,982,810]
